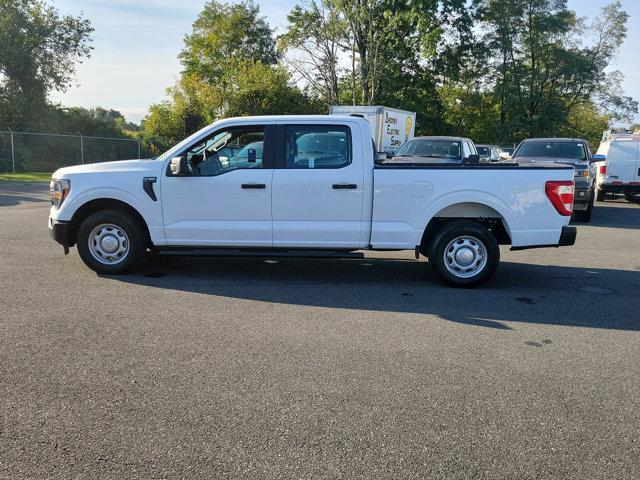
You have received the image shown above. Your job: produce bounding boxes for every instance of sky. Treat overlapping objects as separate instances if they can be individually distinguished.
[50,0,640,125]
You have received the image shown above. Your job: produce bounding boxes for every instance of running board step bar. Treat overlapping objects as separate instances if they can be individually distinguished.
[155,248,365,259]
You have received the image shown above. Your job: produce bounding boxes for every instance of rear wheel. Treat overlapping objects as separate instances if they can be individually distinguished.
[77,209,147,274]
[427,221,500,288]
[595,187,605,202]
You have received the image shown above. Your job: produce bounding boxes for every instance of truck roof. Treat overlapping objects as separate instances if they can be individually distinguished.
[329,105,416,115]
[413,135,474,143]
[521,137,587,143]
[218,114,368,123]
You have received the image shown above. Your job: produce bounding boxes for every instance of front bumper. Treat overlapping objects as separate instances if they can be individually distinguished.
[49,218,70,249]
[572,185,592,210]
[511,226,576,251]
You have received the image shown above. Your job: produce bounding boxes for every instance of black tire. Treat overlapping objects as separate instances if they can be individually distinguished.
[574,195,594,222]
[76,209,147,274]
[427,221,500,288]
[595,187,605,202]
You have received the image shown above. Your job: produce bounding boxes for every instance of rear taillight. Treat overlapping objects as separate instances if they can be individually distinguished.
[599,165,606,175]
[545,181,574,216]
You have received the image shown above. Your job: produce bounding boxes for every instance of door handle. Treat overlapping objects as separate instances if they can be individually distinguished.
[241,183,266,189]
[332,183,357,189]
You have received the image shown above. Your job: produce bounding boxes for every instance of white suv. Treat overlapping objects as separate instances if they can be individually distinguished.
[593,131,640,201]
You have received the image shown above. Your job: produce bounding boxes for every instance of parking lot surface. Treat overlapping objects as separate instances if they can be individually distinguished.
[1,181,640,479]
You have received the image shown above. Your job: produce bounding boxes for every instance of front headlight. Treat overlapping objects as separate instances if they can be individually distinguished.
[50,178,71,209]
[574,169,590,179]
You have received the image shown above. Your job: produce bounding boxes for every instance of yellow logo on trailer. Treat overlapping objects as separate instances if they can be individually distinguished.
[405,116,412,137]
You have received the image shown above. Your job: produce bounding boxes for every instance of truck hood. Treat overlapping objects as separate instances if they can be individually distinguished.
[384,155,461,164]
[513,156,587,168]
[53,159,161,178]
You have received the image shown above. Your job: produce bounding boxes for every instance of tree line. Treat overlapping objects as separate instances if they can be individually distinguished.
[1,0,638,157]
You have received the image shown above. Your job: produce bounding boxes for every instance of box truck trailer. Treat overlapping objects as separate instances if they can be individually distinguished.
[329,105,416,156]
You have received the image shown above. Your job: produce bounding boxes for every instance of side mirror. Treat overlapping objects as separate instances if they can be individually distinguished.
[463,154,480,165]
[590,154,606,164]
[170,156,189,175]
[247,148,256,163]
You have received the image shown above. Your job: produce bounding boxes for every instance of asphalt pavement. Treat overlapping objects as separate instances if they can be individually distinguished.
[1,180,639,479]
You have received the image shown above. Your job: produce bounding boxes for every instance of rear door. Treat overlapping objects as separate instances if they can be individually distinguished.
[635,140,640,184]
[271,121,367,248]
[607,139,637,183]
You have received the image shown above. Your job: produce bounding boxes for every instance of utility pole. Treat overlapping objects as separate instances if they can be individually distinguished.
[78,133,84,164]
[8,128,15,173]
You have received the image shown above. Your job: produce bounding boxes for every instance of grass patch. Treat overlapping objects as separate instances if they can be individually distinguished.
[0,172,51,182]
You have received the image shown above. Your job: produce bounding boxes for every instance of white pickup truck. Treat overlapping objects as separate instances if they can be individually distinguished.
[49,115,577,287]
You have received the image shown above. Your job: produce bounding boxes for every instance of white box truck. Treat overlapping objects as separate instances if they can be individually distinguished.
[329,105,416,156]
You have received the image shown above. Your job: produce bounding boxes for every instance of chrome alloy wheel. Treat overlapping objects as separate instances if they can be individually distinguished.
[88,223,130,265]
[443,235,487,278]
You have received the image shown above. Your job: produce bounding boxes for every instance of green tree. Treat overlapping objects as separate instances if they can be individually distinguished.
[179,0,277,83]
[277,0,347,105]
[480,0,636,142]
[144,1,321,143]
[0,0,93,128]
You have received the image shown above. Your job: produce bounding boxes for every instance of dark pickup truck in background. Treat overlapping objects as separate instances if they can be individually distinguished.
[512,138,596,222]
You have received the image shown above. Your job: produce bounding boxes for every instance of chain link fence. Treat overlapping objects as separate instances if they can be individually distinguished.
[0,130,142,173]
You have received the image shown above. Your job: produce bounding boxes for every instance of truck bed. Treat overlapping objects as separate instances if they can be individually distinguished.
[371,163,574,249]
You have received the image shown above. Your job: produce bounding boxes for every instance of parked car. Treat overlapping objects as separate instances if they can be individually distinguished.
[391,136,481,164]
[49,115,576,287]
[592,131,640,202]
[476,144,503,163]
[512,138,596,222]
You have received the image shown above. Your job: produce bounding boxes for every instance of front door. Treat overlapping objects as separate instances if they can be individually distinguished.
[161,124,274,246]
[271,123,365,248]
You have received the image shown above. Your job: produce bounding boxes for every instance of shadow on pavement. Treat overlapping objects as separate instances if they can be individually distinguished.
[109,254,640,332]
[0,181,49,207]
[587,200,640,230]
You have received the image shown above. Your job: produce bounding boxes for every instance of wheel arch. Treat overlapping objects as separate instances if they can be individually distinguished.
[68,198,151,247]
[419,202,512,255]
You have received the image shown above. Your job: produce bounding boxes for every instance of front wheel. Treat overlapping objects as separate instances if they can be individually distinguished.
[427,221,500,288]
[595,187,605,202]
[77,209,147,274]
[574,195,594,222]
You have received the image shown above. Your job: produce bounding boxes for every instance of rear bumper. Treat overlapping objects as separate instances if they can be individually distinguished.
[558,226,577,246]
[511,226,576,251]
[599,183,640,194]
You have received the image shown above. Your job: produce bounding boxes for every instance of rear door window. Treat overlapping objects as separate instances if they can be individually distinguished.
[284,125,352,169]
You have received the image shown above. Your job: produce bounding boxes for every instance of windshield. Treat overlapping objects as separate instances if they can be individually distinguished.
[514,141,586,161]
[395,139,461,160]
[156,124,215,162]
[476,147,491,156]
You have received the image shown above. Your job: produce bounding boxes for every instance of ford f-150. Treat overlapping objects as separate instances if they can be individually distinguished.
[49,115,577,287]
